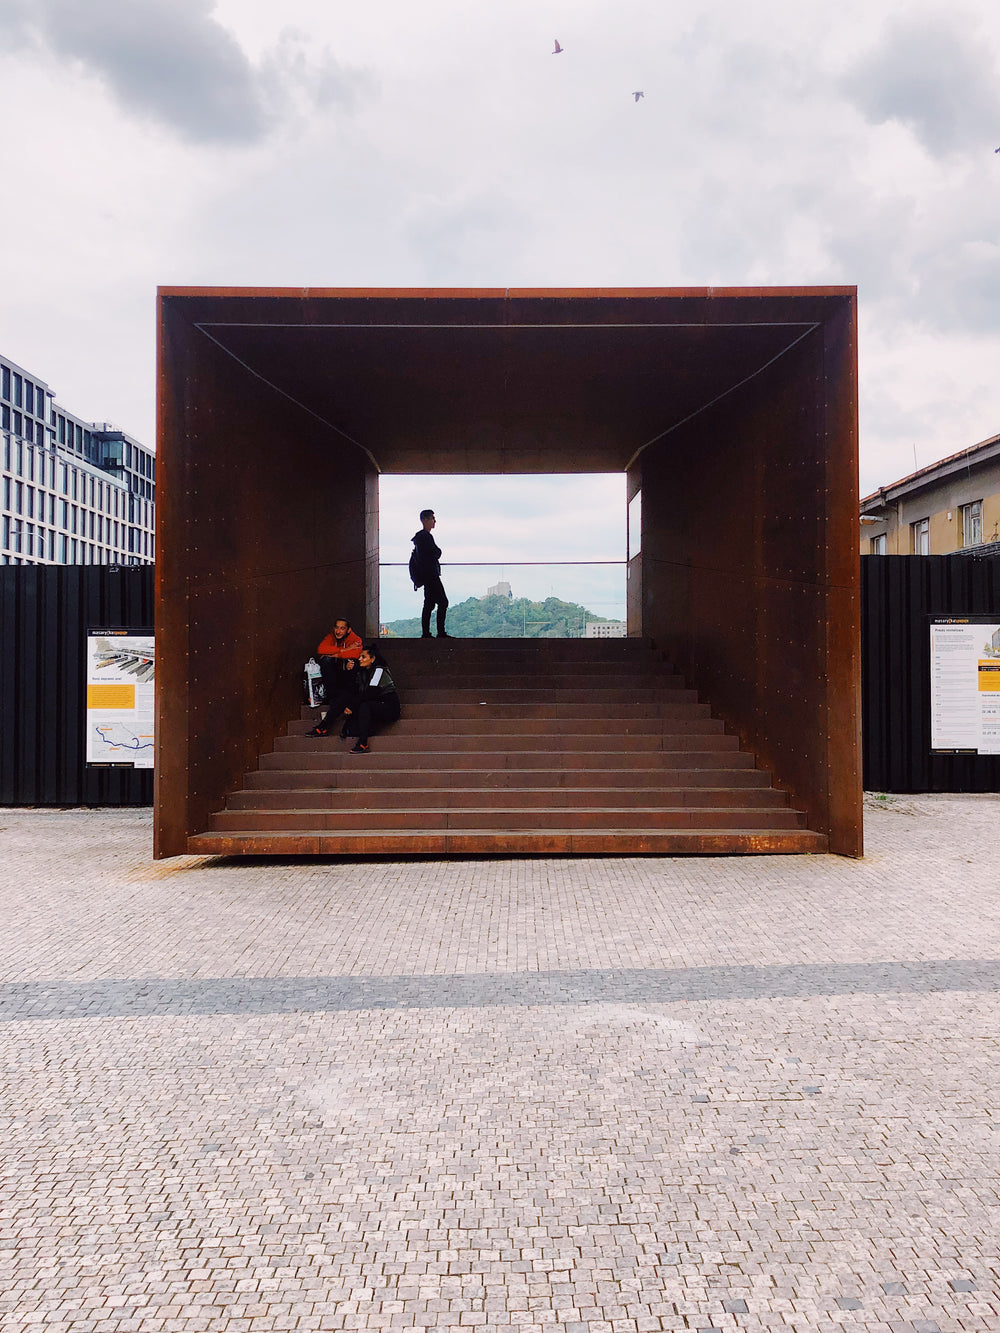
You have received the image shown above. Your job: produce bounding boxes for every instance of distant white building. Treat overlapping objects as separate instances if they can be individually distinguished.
[486,580,512,598]
[585,620,626,638]
[1,350,155,566]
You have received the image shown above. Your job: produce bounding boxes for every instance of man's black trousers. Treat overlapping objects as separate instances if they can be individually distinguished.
[318,658,355,726]
[421,576,448,636]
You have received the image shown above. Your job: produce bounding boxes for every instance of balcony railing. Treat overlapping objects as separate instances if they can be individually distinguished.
[378,561,627,637]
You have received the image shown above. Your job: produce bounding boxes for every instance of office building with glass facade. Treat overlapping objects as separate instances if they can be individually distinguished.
[1,352,155,565]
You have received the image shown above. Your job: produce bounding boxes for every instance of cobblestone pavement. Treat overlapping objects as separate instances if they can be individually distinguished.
[1,795,999,1332]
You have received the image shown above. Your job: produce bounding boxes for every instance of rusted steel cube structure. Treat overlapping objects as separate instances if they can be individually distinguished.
[156,287,861,857]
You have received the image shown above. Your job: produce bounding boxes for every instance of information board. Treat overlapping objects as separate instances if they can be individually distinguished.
[929,616,1000,754]
[86,629,155,767]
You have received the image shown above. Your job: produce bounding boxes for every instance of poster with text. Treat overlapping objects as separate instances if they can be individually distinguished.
[86,629,155,767]
[929,617,1000,754]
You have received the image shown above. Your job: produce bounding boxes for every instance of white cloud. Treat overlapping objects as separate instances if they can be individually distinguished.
[0,0,370,144]
[842,8,1000,158]
[2,0,1000,505]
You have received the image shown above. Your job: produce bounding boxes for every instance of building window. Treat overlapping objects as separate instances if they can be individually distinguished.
[911,517,929,554]
[870,533,887,555]
[13,374,22,407]
[1,366,9,400]
[960,500,983,548]
[1,405,8,431]
[23,382,33,415]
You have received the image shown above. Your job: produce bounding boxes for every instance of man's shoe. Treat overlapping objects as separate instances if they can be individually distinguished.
[437,632,452,638]
[350,741,369,754]
[306,725,329,737]
[339,725,350,740]
[421,632,433,638]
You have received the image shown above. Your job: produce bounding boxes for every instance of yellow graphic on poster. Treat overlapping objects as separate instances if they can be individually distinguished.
[86,630,155,767]
[979,659,1000,755]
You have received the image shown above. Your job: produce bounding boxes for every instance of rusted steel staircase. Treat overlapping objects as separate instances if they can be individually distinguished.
[188,638,827,856]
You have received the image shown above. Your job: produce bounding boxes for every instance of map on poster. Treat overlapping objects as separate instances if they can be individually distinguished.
[929,616,1000,754]
[86,629,155,767]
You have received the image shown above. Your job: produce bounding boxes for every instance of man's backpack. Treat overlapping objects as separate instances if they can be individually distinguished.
[408,548,424,589]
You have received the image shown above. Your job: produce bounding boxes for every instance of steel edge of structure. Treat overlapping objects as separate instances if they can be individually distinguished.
[154,286,861,859]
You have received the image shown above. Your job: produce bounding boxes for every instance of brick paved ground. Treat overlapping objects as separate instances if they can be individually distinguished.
[1,794,998,1332]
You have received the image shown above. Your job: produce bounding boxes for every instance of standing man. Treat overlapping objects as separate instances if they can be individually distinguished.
[410,508,450,639]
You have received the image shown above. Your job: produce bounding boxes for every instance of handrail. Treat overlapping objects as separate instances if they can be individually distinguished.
[379,560,627,567]
[378,558,628,634]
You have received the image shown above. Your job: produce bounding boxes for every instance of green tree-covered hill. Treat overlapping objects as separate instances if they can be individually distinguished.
[384,593,607,639]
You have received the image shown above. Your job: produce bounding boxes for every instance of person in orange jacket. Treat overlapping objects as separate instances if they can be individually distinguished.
[308,618,363,736]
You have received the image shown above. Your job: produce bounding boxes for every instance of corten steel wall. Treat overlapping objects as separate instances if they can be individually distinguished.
[156,296,378,857]
[0,564,154,805]
[862,553,1000,792]
[636,298,862,855]
[156,286,859,856]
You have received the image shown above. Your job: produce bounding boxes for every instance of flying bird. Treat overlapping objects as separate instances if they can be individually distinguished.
[633,91,645,102]
[552,39,563,54]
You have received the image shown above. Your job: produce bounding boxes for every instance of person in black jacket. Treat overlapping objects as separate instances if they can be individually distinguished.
[342,647,401,754]
[410,508,450,638]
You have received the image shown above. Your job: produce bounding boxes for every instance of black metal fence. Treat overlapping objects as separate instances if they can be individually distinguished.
[862,553,1000,792]
[2,559,997,805]
[0,564,154,805]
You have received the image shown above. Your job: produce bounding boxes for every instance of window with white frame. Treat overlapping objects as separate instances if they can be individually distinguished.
[870,533,887,554]
[960,500,983,548]
[911,517,929,554]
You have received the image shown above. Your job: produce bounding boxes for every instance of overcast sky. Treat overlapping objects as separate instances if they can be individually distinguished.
[3,0,1000,580]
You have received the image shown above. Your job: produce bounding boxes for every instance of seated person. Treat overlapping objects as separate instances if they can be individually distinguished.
[307,617,363,737]
[342,647,401,754]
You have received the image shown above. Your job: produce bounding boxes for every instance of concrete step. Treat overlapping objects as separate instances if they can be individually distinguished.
[208,806,808,833]
[242,766,773,790]
[288,715,725,737]
[386,671,688,682]
[187,828,830,856]
[378,638,656,654]
[300,701,713,721]
[200,637,822,857]
[272,732,741,755]
[401,687,701,704]
[257,749,758,772]
[226,785,792,810]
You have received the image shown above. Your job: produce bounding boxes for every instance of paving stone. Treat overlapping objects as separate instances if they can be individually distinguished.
[0,797,999,1333]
